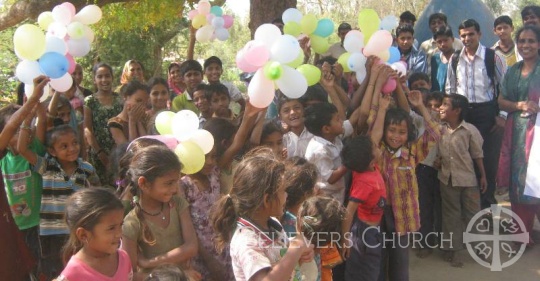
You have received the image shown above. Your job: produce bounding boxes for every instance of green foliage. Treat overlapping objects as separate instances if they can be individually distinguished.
[0,27,19,106]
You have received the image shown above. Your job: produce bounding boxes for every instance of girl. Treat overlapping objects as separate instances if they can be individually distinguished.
[180,147,234,281]
[121,146,198,281]
[168,62,185,96]
[57,188,132,280]
[211,147,314,281]
[147,77,171,135]
[251,118,287,160]
[108,80,150,146]
[84,63,123,187]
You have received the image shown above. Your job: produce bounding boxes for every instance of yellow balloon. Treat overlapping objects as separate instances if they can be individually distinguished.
[287,51,304,68]
[337,53,352,72]
[358,9,380,44]
[284,21,301,37]
[175,141,205,175]
[378,49,390,62]
[13,24,46,61]
[301,14,317,35]
[297,64,321,86]
[38,12,54,30]
[310,35,329,54]
[155,111,175,135]
[192,14,207,29]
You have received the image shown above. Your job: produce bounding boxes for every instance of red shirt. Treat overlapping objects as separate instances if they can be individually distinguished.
[349,166,387,223]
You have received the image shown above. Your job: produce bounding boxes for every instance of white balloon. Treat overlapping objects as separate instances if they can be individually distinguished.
[248,69,275,108]
[171,110,199,141]
[24,82,51,103]
[67,22,86,39]
[47,22,67,39]
[52,5,72,26]
[276,66,308,98]
[45,36,67,55]
[391,62,407,77]
[380,15,399,31]
[49,72,73,92]
[254,24,282,50]
[67,38,91,57]
[282,8,303,24]
[212,17,225,28]
[343,32,364,53]
[187,129,214,154]
[16,60,43,84]
[215,28,229,41]
[356,69,367,84]
[83,25,95,43]
[270,35,301,64]
[73,5,102,25]
[347,53,367,72]
[196,25,215,43]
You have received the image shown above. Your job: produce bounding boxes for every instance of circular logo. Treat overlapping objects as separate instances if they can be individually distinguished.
[463,204,529,271]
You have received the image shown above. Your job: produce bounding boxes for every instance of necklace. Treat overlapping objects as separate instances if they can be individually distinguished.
[139,202,166,220]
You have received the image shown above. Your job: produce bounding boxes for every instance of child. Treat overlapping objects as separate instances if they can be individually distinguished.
[147,77,171,135]
[211,147,314,281]
[180,147,234,281]
[72,64,93,98]
[207,83,238,122]
[58,83,84,121]
[192,84,213,128]
[438,94,486,267]
[407,72,431,91]
[204,56,246,113]
[145,265,188,281]
[57,188,132,280]
[251,119,286,160]
[171,60,203,114]
[395,24,427,75]
[108,80,150,146]
[279,97,314,158]
[426,92,443,114]
[341,135,386,281]
[493,15,520,67]
[121,146,198,280]
[47,92,86,159]
[431,26,455,92]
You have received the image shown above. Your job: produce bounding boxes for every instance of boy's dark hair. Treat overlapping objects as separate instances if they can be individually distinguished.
[207,83,230,100]
[0,104,21,132]
[298,84,327,106]
[122,80,149,98]
[342,135,374,173]
[384,108,416,143]
[426,91,444,104]
[459,19,481,32]
[283,157,318,210]
[204,118,237,157]
[193,83,211,100]
[408,72,430,87]
[179,60,203,77]
[433,26,454,40]
[315,56,338,68]
[261,120,283,142]
[400,11,416,24]
[521,5,540,20]
[429,13,447,25]
[277,97,303,114]
[444,94,469,121]
[494,15,513,28]
[204,56,223,70]
[338,22,352,31]
[304,102,337,137]
[46,124,78,148]
[396,24,415,37]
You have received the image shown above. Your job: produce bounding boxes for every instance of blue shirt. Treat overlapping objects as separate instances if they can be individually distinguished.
[431,54,448,92]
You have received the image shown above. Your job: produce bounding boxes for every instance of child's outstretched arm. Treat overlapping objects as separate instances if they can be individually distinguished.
[370,94,392,145]
[330,64,351,108]
[47,90,61,129]
[320,63,346,120]
[393,72,411,113]
[35,102,47,144]
[249,108,268,146]
[350,56,377,110]
[17,106,39,165]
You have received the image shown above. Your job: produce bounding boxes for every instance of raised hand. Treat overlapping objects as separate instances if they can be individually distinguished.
[407,90,424,108]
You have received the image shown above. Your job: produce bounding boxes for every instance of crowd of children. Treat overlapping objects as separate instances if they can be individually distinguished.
[2,5,540,281]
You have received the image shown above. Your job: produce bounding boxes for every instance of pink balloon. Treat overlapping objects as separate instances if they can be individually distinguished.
[363,30,393,56]
[66,54,76,74]
[223,15,234,29]
[188,10,198,20]
[382,78,397,94]
[206,13,215,23]
[244,41,270,67]
[236,50,259,73]
[198,1,211,15]
[60,2,76,18]
[130,135,179,151]
[248,69,275,108]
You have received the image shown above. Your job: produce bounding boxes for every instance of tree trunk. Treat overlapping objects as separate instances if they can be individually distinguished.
[187,25,196,60]
[249,0,297,38]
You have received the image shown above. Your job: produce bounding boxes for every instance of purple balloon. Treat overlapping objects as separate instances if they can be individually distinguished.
[39,52,68,79]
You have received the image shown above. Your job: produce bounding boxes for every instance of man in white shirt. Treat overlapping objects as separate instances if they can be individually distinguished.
[321,23,351,60]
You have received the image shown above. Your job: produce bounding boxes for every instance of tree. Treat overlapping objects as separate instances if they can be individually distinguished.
[249,0,297,37]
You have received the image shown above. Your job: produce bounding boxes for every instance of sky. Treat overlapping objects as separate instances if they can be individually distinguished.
[224,0,250,19]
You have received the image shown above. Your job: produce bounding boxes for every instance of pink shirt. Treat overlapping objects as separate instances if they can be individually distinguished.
[58,249,133,281]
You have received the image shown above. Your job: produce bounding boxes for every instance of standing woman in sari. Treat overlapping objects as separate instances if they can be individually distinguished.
[498,25,540,246]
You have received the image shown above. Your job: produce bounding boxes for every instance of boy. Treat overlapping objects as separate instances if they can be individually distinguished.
[438,94,486,267]
[171,60,203,114]
[419,13,463,69]
[408,72,431,91]
[431,26,455,92]
[204,56,246,113]
[279,97,313,158]
[192,84,213,129]
[426,92,443,114]
[492,15,520,67]
[207,83,238,124]
[396,24,427,75]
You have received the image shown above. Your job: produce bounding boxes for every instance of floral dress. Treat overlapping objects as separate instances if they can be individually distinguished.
[181,168,234,281]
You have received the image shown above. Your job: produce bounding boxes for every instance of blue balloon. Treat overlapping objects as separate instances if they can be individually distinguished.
[313,18,334,37]
[210,6,223,17]
[39,52,69,79]
[388,47,401,64]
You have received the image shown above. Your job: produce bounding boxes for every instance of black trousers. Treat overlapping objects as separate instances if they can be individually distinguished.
[416,164,442,248]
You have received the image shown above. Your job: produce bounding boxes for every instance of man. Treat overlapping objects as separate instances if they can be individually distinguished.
[420,13,464,73]
[492,15,520,67]
[321,22,351,60]
[446,19,506,211]
[521,5,540,27]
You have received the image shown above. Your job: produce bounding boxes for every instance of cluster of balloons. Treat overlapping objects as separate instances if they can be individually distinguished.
[188,0,234,43]
[154,110,214,175]
[14,2,101,101]
[236,24,321,108]
[282,8,334,55]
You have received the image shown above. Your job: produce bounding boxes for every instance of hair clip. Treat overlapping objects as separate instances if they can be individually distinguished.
[132,195,139,204]
[303,215,318,223]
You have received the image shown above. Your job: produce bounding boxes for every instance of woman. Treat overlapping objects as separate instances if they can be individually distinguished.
[168,62,185,96]
[498,25,540,246]
[120,59,145,85]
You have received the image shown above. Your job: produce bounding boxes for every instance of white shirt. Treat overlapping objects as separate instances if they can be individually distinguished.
[221,81,244,102]
[322,42,346,59]
[283,127,314,158]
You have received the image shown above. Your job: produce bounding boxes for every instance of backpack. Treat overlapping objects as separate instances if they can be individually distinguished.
[451,48,499,98]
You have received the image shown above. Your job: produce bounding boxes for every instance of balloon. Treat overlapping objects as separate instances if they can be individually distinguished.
[282,8,303,24]
[47,22,67,38]
[212,17,224,28]
[192,14,207,29]
[196,25,214,43]
[171,110,199,141]
[188,10,198,20]
[175,141,205,174]
[67,38,91,57]
[356,69,367,84]
[248,69,275,108]
[14,24,46,61]
[347,52,367,72]
[73,5,102,25]
[45,36,67,55]
[284,22,301,37]
[215,28,229,41]
[343,31,364,53]
[300,14,317,35]
[83,25,95,43]
[363,30,393,56]
[38,12,54,30]
[271,35,301,64]
[382,78,397,94]
[358,9,380,44]
[67,22,86,39]
[66,54,76,74]
[377,49,390,62]
[52,5,72,26]
[210,6,223,17]
[388,46,401,64]
[39,52,69,79]
[310,35,329,54]
[24,83,50,103]
[60,2,76,18]
[391,61,407,77]
[380,15,399,31]
[132,135,179,150]
[16,60,43,84]
[254,24,282,49]
[314,18,334,38]
[155,111,175,135]
[276,66,308,98]
[198,1,211,15]
[263,61,283,80]
[50,72,73,92]
[337,53,352,72]
[297,64,321,86]
[206,13,215,24]
[236,50,259,73]
[287,51,304,68]
[243,41,270,67]
[223,15,234,28]
[187,129,214,154]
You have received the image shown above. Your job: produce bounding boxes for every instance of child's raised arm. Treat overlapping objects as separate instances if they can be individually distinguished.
[35,102,47,144]
[320,63,346,120]
[370,94,392,145]
[249,109,268,146]
[17,106,39,165]
[47,90,61,129]
[393,72,411,113]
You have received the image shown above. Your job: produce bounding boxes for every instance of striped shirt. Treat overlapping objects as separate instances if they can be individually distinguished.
[34,155,100,236]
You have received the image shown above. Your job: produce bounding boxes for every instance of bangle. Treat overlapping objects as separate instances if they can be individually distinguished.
[20,124,31,130]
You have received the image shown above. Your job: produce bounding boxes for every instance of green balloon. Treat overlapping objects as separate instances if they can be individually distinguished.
[287,52,304,68]
[337,53,352,72]
[263,61,283,80]
[310,35,329,54]
[284,22,301,37]
[297,64,321,86]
